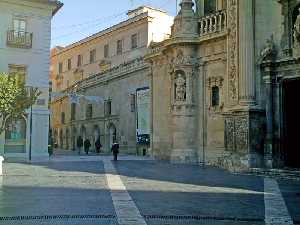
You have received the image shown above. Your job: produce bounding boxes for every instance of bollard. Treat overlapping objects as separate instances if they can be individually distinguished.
[0,156,4,176]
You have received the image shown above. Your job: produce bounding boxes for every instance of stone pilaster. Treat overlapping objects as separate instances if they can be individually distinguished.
[170,53,198,164]
[238,0,256,106]
[263,65,274,168]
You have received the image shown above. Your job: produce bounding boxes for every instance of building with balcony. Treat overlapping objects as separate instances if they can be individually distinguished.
[50,6,173,154]
[0,0,62,160]
[146,0,300,170]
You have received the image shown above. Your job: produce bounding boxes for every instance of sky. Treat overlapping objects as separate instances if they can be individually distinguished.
[51,0,178,48]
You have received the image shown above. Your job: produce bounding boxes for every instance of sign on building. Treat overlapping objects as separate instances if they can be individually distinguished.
[136,87,150,145]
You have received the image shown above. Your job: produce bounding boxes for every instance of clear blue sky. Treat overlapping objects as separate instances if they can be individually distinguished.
[51,0,178,48]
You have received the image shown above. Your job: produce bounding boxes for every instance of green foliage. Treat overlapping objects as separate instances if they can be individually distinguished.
[0,72,40,134]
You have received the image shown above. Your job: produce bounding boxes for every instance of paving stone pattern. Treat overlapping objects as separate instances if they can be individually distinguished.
[0,156,300,225]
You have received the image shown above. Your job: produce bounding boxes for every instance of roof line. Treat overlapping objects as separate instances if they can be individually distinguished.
[52,12,151,56]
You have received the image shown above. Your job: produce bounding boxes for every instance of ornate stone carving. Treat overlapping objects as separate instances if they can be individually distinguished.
[225,116,249,152]
[175,72,187,102]
[227,0,238,103]
[207,76,224,88]
[171,51,199,67]
[235,117,249,152]
[225,117,235,151]
[259,35,276,62]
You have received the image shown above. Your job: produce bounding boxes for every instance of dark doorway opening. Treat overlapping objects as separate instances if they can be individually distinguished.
[283,79,300,168]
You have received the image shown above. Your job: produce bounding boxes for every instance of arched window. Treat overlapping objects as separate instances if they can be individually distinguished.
[212,86,220,107]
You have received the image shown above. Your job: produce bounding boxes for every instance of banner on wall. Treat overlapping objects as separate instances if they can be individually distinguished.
[136,87,150,145]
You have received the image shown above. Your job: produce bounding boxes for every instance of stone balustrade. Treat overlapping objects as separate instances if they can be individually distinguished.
[199,10,227,37]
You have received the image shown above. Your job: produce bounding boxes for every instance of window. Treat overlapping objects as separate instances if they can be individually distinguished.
[90,49,96,63]
[61,112,65,124]
[67,58,72,70]
[117,40,122,55]
[86,104,93,119]
[105,100,112,116]
[131,34,138,49]
[8,64,26,84]
[7,18,32,49]
[77,54,82,67]
[58,62,63,74]
[13,19,26,33]
[130,94,135,112]
[71,103,76,121]
[104,44,109,58]
[212,86,220,107]
[204,0,216,15]
[5,117,26,153]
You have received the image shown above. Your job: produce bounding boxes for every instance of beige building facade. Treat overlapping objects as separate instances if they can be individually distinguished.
[146,0,300,170]
[0,0,62,160]
[50,6,173,153]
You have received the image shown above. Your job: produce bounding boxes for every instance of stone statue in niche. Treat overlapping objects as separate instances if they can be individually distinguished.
[259,35,276,62]
[294,8,300,58]
[175,72,186,101]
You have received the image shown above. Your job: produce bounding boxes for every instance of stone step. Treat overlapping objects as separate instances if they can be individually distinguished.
[248,168,300,181]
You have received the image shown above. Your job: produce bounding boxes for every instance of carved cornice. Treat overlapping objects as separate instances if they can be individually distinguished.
[206,76,224,88]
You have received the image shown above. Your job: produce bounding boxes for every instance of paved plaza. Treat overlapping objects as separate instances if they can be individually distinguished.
[0,155,300,225]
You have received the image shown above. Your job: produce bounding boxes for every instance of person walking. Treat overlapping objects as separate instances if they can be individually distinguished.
[76,136,83,155]
[84,138,91,155]
[111,142,119,161]
[95,138,102,153]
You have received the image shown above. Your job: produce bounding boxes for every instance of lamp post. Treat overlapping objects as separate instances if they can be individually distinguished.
[26,86,34,161]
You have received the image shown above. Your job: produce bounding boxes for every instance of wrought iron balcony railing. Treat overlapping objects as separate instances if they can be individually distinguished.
[199,10,227,37]
[6,30,33,49]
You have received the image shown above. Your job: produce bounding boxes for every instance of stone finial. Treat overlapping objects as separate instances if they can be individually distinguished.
[172,0,197,37]
[178,0,195,17]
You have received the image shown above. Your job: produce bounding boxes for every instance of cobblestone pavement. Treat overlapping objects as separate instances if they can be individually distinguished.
[0,155,300,225]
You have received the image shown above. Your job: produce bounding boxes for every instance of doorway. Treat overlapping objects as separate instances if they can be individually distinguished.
[108,124,117,149]
[283,79,300,168]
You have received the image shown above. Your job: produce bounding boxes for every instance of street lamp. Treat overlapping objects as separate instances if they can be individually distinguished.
[25,86,34,161]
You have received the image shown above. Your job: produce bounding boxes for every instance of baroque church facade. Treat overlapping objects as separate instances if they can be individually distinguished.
[146,0,300,170]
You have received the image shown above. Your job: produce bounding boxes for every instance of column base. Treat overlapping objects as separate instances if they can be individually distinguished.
[28,153,50,162]
[264,158,274,169]
[217,153,263,172]
[171,148,197,164]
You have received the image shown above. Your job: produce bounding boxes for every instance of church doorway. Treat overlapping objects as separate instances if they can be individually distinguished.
[283,79,300,168]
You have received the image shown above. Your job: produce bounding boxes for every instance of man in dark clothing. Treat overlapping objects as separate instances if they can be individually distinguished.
[84,138,91,155]
[77,136,83,155]
[95,138,102,153]
[111,143,119,161]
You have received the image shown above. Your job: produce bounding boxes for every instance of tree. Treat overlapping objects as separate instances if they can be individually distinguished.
[0,73,40,135]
